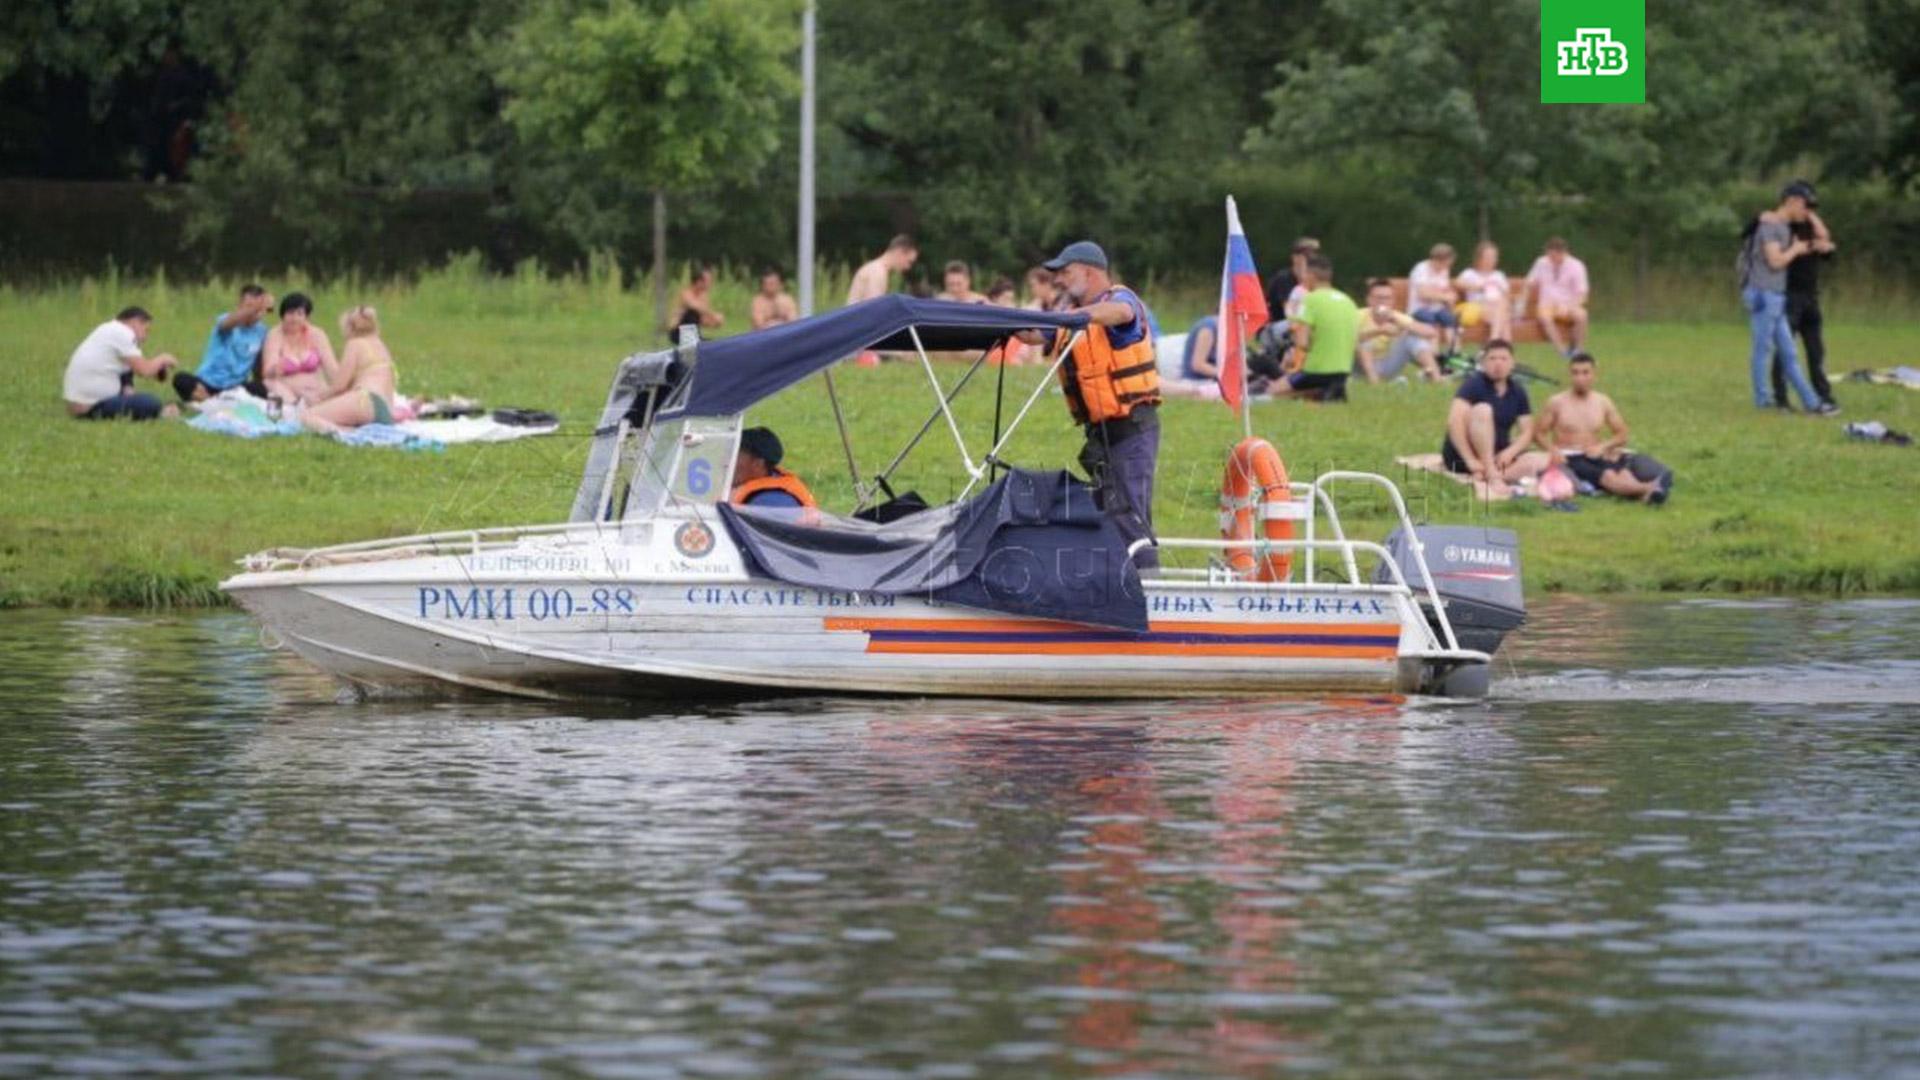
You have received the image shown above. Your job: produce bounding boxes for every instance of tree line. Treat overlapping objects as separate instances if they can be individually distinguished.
[2,0,1914,283]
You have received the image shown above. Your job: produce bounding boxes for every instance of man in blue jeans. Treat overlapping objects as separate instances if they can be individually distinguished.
[1739,182,1835,414]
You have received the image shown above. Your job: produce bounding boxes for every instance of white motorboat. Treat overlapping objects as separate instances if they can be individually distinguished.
[224,297,1521,700]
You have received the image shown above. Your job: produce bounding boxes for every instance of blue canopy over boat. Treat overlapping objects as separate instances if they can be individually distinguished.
[659,295,1090,419]
[718,468,1146,631]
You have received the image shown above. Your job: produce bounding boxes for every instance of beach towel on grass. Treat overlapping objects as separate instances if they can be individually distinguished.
[1395,453,1474,484]
[397,416,559,444]
[332,424,445,452]
[187,393,301,439]
[1394,452,1516,501]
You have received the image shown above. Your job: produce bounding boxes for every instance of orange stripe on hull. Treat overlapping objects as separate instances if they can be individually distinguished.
[862,641,1399,659]
[824,616,1404,638]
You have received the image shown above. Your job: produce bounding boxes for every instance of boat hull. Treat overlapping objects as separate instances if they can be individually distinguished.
[224,561,1461,700]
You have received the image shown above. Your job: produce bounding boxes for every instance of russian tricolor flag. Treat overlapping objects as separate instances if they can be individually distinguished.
[1217,196,1270,410]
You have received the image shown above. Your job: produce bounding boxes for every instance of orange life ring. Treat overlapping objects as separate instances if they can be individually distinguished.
[1220,437,1295,582]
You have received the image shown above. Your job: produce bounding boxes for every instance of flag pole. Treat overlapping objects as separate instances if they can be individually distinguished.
[1241,319,1253,441]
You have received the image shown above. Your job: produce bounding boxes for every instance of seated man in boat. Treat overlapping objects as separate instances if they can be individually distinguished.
[1535,351,1669,503]
[729,426,818,509]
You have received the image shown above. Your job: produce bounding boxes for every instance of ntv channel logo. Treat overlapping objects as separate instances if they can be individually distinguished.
[1556,28,1630,76]
[1540,0,1644,103]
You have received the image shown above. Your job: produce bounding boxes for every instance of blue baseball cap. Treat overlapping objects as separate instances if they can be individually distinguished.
[1042,240,1108,271]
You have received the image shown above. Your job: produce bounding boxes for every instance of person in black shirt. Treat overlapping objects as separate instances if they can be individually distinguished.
[1441,339,1549,497]
[1263,237,1318,320]
[1771,182,1836,410]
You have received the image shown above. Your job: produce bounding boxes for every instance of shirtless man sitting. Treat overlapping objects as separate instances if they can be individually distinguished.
[1535,351,1665,503]
[750,268,799,330]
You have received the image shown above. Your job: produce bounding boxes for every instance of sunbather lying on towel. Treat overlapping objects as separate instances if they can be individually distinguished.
[1534,351,1668,503]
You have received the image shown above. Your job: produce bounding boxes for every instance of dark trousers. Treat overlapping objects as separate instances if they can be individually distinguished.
[1773,293,1831,405]
[1413,307,1460,355]
[80,392,164,421]
[77,372,163,421]
[1082,419,1160,571]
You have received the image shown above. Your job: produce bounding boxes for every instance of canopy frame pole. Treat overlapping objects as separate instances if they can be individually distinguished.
[820,369,868,504]
[958,330,1080,501]
[857,347,993,512]
[908,326,981,479]
[990,335,1010,482]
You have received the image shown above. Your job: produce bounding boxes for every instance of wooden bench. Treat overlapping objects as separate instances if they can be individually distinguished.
[1385,276,1572,346]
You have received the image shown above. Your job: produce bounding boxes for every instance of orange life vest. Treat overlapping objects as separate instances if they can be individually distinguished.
[1057,290,1160,424]
[730,467,818,509]
[1220,437,1296,583]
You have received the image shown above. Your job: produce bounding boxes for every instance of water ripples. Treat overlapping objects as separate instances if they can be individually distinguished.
[0,601,1917,1076]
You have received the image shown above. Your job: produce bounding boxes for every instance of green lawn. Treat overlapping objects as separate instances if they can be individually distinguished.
[4,267,1919,607]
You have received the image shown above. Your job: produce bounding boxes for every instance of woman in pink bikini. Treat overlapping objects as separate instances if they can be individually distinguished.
[301,305,399,434]
[261,292,336,404]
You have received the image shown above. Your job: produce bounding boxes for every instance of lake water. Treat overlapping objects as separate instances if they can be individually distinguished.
[2,599,1917,1078]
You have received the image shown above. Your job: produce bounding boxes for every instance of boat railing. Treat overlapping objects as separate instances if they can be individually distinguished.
[1147,470,1464,654]
[1140,537,1406,586]
[1304,471,1460,653]
[1139,537,1474,660]
[240,520,631,572]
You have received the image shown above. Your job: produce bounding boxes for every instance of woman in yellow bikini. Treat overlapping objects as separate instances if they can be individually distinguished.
[301,305,398,433]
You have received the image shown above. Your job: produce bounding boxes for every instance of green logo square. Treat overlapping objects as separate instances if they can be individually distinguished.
[1541,0,1645,103]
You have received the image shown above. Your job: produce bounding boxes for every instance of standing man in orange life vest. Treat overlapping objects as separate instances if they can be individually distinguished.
[730,426,818,509]
[1033,240,1163,570]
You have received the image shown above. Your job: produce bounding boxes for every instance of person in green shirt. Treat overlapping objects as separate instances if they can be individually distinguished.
[1275,251,1359,401]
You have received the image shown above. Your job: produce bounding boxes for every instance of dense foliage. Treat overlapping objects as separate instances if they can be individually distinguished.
[0,0,1912,279]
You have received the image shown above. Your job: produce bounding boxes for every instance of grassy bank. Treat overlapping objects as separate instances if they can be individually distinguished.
[4,266,1918,608]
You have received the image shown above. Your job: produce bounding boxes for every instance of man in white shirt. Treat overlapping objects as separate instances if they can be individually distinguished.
[62,307,179,421]
[1407,242,1462,352]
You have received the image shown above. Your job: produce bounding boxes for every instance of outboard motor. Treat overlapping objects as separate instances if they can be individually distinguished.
[1375,526,1526,694]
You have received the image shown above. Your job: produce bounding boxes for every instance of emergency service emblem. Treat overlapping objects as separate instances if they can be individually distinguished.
[674,521,716,559]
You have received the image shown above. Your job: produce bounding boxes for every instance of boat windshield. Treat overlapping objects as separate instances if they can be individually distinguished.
[623,415,742,519]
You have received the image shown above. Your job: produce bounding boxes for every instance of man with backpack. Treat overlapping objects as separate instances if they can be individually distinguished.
[1739,182,1836,414]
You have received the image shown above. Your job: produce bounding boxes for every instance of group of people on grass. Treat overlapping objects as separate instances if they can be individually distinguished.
[71,182,1845,518]
[1174,235,1593,402]
[672,264,801,337]
[60,285,398,433]
[1441,343,1669,505]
